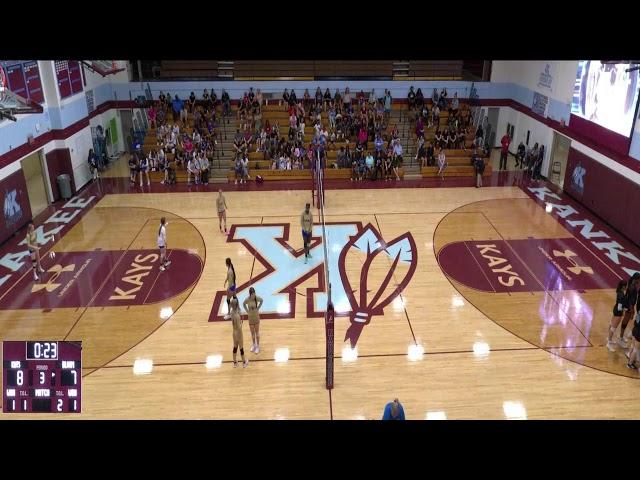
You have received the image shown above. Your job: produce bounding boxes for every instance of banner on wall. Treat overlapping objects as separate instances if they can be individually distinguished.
[0,170,33,246]
[537,62,554,93]
[532,92,549,117]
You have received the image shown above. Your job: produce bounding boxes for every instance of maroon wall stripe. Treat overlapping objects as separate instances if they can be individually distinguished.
[0,100,137,171]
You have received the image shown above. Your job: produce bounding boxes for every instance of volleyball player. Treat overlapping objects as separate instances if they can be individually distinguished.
[216,190,228,234]
[25,223,45,281]
[157,217,172,272]
[607,280,628,352]
[619,273,640,347]
[223,258,236,320]
[230,296,249,368]
[243,287,264,354]
[627,310,640,370]
[139,151,151,187]
[301,203,313,264]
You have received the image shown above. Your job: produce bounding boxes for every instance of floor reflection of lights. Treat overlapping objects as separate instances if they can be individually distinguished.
[274,348,290,363]
[503,401,527,420]
[407,344,424,361]
[133,359,153,375]
[393,296,406,311]
[426,411,447,420]
[341,345,358,363]
[452,296,465,308]
[206,355,223,370]
[473,341,490,358]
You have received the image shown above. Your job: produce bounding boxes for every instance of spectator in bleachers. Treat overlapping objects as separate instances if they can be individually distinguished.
[188,92,196,113]
[148,104,157,129]
[432,88,439,105]
[457,127,467,150]
[391,139,403,181]
[415,88,424,111]
[358,125,368,145]
[333,88,342,108]
[437,91,447,111]
[302,88,311,109]
[516,141,526,168]
[416,116,425,140]
[432,104,441,130]
[473,149,485,188]
[449,93,460,117]
[437,147,447,179]
[323,88,332,110]
[416,138,427,167]
[384,90,392,120]
[337,146,347,168]
[187,154,200,185]
[221,90,231,120]
[343,88,352,109]
[426,141,435,166]
[172,95,185,124]
[407,86,416,111]
[447,129,457,149]
[369,89,377,108]
[289,89,297,106]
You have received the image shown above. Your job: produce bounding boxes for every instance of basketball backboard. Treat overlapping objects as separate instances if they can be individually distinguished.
[82,60,126,77]
[0,65,44,121]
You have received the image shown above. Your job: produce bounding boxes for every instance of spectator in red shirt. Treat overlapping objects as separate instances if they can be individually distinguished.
[499,132,511,171]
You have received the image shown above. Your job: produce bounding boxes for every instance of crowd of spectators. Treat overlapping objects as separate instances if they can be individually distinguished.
[232,87,402,178]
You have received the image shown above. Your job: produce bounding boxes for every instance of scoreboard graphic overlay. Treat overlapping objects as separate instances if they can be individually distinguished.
[3,341,82,413]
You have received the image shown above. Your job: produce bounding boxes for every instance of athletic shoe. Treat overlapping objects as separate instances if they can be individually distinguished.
[147,182,151,186]
[159,266,165,271]
[619,338,629,348]
[250,344,256,353]
[243,359,249,368]
[33,273,39,281]
[233,361,238,368]
[38,267,45,274]
[255,346,259,354]
[164,260,172,267]
[223,314,230,320]
[627,362,637,370]
[607,341,617,352]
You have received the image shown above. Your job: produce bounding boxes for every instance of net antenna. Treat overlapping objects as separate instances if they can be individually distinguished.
[81,60,126,77]
[0,65,44,122]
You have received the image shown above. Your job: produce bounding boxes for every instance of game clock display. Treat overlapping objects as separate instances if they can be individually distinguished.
[2,341,82,413]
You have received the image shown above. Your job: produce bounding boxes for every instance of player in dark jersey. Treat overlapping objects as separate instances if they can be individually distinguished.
[607,280,628,352]
[619,273,640,348]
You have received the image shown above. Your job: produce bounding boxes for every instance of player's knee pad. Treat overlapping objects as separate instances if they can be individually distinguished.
[233,346,238,354]
[240,348,244,356]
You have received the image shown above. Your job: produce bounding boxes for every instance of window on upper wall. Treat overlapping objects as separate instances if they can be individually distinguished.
[54,60,84,100]
[0,60,45,104]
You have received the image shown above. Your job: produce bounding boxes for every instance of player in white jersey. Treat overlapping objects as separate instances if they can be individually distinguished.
[157,217,172,271]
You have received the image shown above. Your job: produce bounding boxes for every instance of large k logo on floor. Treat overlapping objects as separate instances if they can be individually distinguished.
[209,222,417,347]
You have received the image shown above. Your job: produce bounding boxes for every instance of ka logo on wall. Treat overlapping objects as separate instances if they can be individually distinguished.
[571,164,586,194]
[4,189,22,228]
[209,222,418,347]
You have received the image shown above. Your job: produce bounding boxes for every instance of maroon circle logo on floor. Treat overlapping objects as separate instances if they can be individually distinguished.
[1,249,203,309]
[438,237,619,292]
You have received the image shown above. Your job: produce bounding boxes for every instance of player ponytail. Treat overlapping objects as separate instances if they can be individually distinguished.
[226,257,236,285]
[159,217,166,237]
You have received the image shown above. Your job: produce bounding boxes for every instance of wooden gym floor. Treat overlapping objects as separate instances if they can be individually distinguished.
[1,162,640,419]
